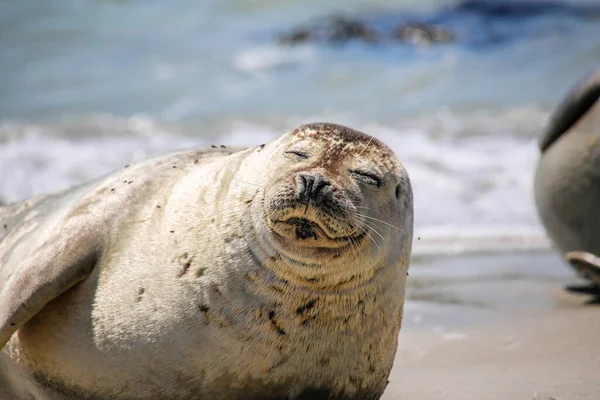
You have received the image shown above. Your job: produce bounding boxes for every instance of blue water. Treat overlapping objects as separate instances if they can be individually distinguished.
[1,0,600,251]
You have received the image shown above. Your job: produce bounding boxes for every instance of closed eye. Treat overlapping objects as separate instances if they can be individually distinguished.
[284,150,309,160]
[349,170,382,187]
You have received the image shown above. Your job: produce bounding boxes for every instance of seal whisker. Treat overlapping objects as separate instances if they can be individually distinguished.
[361,221,387,245]
[354,205,377,213]
[356,135,374,158]
[360,225,383,252]
[355,206,402,231]
[355,213,401,231]
[350,215,386,248]
[230,179,263,189]
[338,216,361,261]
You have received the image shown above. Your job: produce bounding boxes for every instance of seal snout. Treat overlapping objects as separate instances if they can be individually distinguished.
[265,169,359,243]
[295,172,332,206]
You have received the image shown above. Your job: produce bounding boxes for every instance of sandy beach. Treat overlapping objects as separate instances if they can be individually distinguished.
[383,251,600,400]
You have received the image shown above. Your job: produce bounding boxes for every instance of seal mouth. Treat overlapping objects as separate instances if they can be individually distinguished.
[269,214,362,246]
[286,217,319,240]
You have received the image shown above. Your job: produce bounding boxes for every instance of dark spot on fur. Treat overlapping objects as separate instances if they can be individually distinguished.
[110,188,115,192]
[156,205,161,208]
[418,236,421,240]
[300,315,316,325]
[199,305,210,325]
[268,311,286,336]
[124,164,130,168]
[179,261,192,276]
[194,159,199,164]
[128,180,133,184]
[3,224,7,229]
[297,122,383,147]
[296,299,316,315]
[176,253,195,276]
[195,268,206,278]
[170,230,175,233]
[136,288,145,302]
[10,322,15,326]
[245,199,252,204]
[259,144,265,150]
[172,165,177,169]
[211,145,217,148]
[266,356,289,372]
[220,145,226,148]
[319,357,330,366]
[270,285,284,293]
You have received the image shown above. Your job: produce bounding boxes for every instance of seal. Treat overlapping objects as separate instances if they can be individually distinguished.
[0,122,413,400]
[534,67,600,285]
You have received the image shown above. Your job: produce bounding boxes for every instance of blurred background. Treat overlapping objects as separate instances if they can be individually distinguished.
[1,0,600,253]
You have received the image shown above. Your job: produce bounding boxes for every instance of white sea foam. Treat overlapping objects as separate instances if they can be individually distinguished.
[0,106,551,255]
[233,46,317,74]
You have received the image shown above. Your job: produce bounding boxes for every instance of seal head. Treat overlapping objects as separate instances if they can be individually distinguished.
[249,123,412,289]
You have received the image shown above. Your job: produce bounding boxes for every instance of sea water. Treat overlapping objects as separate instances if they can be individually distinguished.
[2,0,600,255]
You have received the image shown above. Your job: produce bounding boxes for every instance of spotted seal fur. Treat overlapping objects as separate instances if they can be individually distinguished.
[0,122,413,399]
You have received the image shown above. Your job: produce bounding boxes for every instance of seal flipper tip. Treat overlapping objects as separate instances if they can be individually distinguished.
[565,250,600,285]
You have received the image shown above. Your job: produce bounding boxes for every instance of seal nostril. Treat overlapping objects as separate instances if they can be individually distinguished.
[296,174,308,200]
[395,185,401,200]
[296,173,331,203]
[312,175,331,197]
[305,176,315,197]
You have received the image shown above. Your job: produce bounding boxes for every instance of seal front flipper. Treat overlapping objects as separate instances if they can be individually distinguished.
[0,222,101,349]
[565,251,600,285]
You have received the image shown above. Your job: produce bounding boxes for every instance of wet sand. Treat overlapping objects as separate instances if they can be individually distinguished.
[383,251,600,399]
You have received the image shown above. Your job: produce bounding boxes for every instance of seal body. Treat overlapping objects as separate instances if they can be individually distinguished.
[534,68,600,282]
[0,123,413,399]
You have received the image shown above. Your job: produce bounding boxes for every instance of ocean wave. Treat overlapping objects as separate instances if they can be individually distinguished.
[0,107,550,253]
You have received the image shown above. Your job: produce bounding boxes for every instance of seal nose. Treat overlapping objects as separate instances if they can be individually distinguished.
[296,173,332,204]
